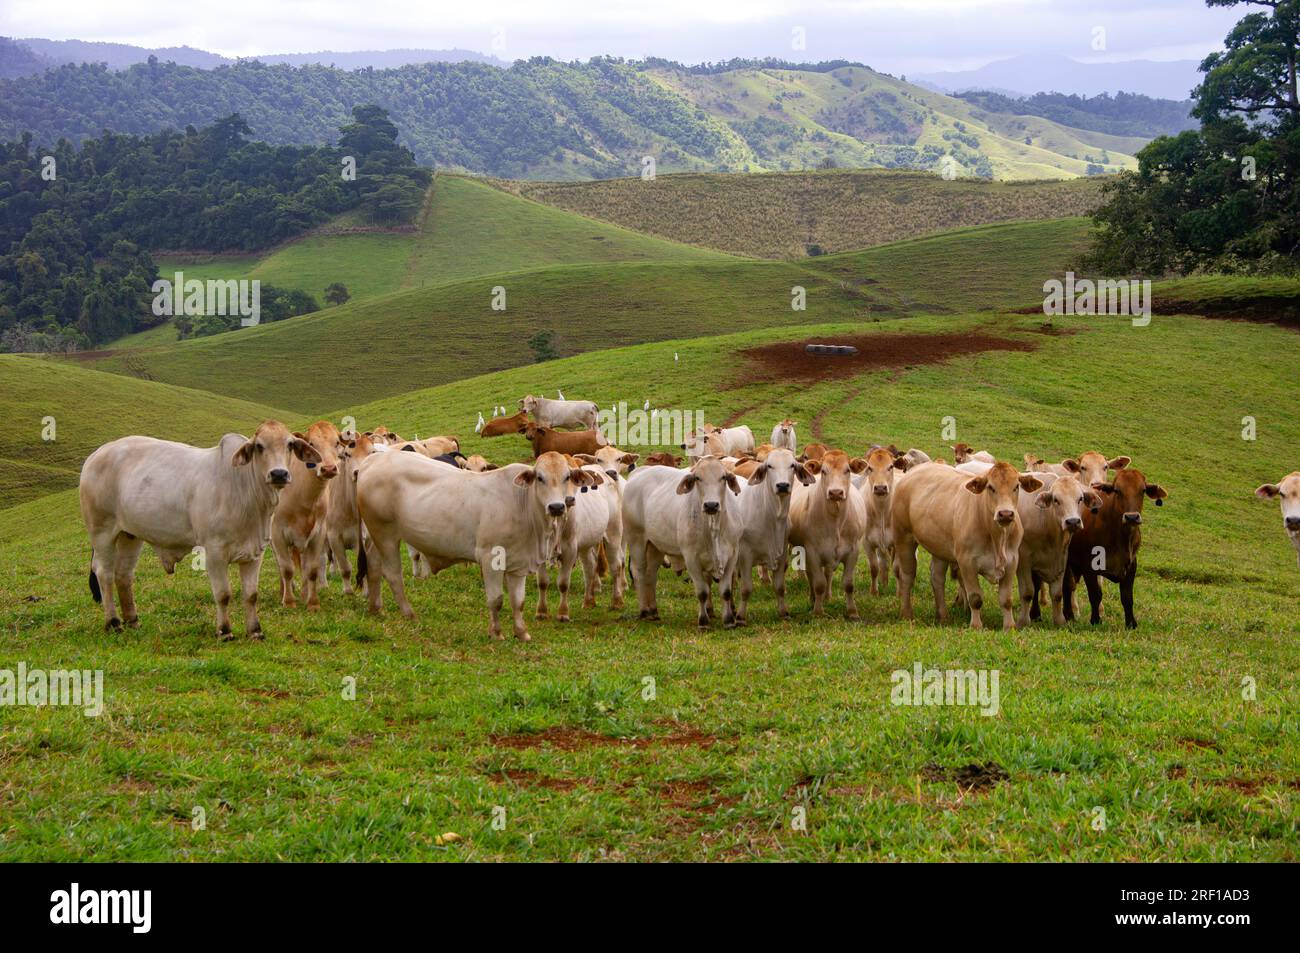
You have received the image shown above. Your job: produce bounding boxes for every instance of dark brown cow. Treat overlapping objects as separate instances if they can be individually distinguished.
[1064,467,1167,628]
[520,422,607,458]
[644,452,685,468]
[480,411,529,437]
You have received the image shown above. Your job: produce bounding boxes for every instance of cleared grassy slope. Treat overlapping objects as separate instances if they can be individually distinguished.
[0,356,294,509]
[504,169,1102,259]
[3,313,1295,860]
[77,217,1093,412]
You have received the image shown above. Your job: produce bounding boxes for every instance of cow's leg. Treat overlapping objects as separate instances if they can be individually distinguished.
[205,555,235,640]
[238,556,264,639]
[957,562,984,629]
[1049,573,1067,625]
[271,530,296,608]
[606,530,625,610]
[929,556,950,623]
[841,547,860,620]
[381,540,415,620]
[866,545,881,596]
[1061,567,1077,622]
[482,566,505,639]
[1083,570,1104,625]
[535,564,550,619]
[302,530,327,610]
[685,557,711,627]
[90,530,121,630]
[896,535,918,621]
[639,543,662,621]
[736,552,754,624]
[363,539,384,614]
[1120,564,1137,629]
[506,570,531,641]
[719,560,738,628]
[807,551,827,617]
[997,562,1018,630]
[774,553,790,618]
[113,534,145,628]
[557,549,578,622]
[580,548,600,610]
[1016,562,1034,628]
[328,534,354,595]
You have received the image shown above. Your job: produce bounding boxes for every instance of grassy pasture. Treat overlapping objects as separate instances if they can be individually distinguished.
[2,313,1296,861]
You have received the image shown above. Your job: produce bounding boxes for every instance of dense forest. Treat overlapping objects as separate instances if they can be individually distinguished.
[1085,0,1299,275]
[957,90,1197,139]
[0,106,428,349]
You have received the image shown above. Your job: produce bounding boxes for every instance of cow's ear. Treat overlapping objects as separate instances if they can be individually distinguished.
[803,460,822,475]
[747,463,769,485]
[964,476,988,494]
[573,453,599,464]
[621,453,640,465]
[292,438,322,464]
[514,469,536,486]
[1083,490,1103,511]
[892,457,911,472]
[400,444,417,452]
[1145,483,1167,504]
[1035,492,1054,509]
[1093,482,1116,494]
[1018,474,1043,493]
[1023,453,1040,468]
[725,473,742,496]
[1107,455,1131,471]
[793,462,816,485]
[1255,483,1281,499]
[484,463,499,471]
[232,440,255,466]
[676,473,697,494]
[1059,458,1079,473]
[849,457,869,474]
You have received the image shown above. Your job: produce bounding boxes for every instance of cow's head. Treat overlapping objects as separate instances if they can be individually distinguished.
[1255,472,1300,535]
[646,452,684,468]
[677,455,741,516]
[518,395,538,414]
[799,443,828,463]
[802,449,866,505]
[745,447,814,497]
[296,421,342,480]
[464,454,498,472]
[233,420,320,487]
[964,461,1041,528]
[577,446,639,479]
[521,421,547,443]
[514,451,599,518]
[1033,474,1099,534]
[1092,466,1166,527]
[774,419,796,441]
[863,446,908,498]
[1076,450,1129,487]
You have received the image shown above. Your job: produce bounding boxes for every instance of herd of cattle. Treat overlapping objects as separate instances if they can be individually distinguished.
[77,393,1300,642]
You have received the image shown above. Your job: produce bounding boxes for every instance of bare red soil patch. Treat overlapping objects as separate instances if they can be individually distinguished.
[736,332,1036,384]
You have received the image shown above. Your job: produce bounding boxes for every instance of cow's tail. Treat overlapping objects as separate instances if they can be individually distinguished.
[88,566,102,603]
[356,542,368,585]
[596,540,608,577]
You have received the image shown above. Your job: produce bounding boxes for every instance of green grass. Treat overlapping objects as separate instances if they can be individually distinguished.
[78,217,1091,413]
[2,312,1297,860]
[0,355,295,509]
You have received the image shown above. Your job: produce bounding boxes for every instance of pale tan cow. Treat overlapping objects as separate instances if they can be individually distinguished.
[787,449,868,619]
[325,431,385,595]
[464,454,498,472]
[357,449,599,640]
[79,421,320,639]
[771,419,797,451]
[270,421,344,609]
[891,461,1042,629]
[859,446,909,595]
[952,443,995,465]
[733,449,815,621]
[1255,472,1300,569]
[1015,475,1101,626]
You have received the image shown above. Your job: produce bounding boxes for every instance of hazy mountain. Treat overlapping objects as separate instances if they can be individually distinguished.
[0,37,53,80]
[913,53,1203,101]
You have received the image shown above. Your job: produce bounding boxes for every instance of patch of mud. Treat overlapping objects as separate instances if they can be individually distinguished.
[492,767,591,791]
[489,720,717,751]
[922,761,1010,792]
[736,332,1036,384]
[1177,737,1223,753]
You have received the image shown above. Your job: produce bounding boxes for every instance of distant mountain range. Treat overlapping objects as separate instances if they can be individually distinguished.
[912,53,1204,101]
[3,37,505,75]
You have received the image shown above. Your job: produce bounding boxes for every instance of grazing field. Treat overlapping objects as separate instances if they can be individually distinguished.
[2,313,1296,861]
[77,217,1090,412]
[503,170,1104,259]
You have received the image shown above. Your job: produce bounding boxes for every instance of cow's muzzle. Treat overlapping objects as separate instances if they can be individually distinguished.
[702,501,720,515]
[1124,512,1142,525]
[1064,517,1082,531]
[318,464,338,479]
[827,488,846,502]
[547,502,567,517]
[775,482,790,495]
[268,468,290,486]
[1285,516,1300,531]
[995,509,1015,525]
[873,485,889,496]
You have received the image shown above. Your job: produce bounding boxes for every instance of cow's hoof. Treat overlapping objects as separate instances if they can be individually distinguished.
[217,628,235,642]
[557,613,570,623]
[846,612,860,621]
[610,598,624,610]
[124,617,140,629]
[105,617,122,632]
[516,631,532,642]
[306,603,321,612]
[535,610,549,621]
[248,628,265,641]
[582,599,596,610]
[697,616,710,627]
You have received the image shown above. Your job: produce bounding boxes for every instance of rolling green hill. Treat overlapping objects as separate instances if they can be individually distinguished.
[503,169,1103,259]
[80,217,1094,412]
[0,356,294,509]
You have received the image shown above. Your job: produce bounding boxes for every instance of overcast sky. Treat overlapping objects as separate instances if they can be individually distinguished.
[2,0,1241,74]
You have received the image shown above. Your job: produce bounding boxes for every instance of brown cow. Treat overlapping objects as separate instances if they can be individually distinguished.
[480,411,529,438]
[859,446,909,595]
[799,443,829,463]
[644,451,684,468]
[1064,467,1167,628]
[787,449,868,619]
[270,421,344,609]
[521,422,608,458]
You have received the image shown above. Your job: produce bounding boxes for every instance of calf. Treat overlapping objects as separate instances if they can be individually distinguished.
[536,460,622,619]
[325,431,385,595]
[892,461,1042,629]
[519,394,599,430]
[521,421,608,458]
[1255,472,1300,569]
[270,421,344,609]
[79,421,320,639]
[770,419,797,452]
[622,456,744,626]
[464,454,498,472]
[787,449,868,618]
[357,449,598,640]
[1064,467,1167,628]
[480,411,529,437]
[952,443,995,465]
[1015,475,1099,626]
[579,445,639,478]
[859,446,909,595]
[733,449,815,621]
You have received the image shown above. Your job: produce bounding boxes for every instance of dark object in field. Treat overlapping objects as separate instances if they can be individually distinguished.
[740,332,1036,383]
[804,343,859,356]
